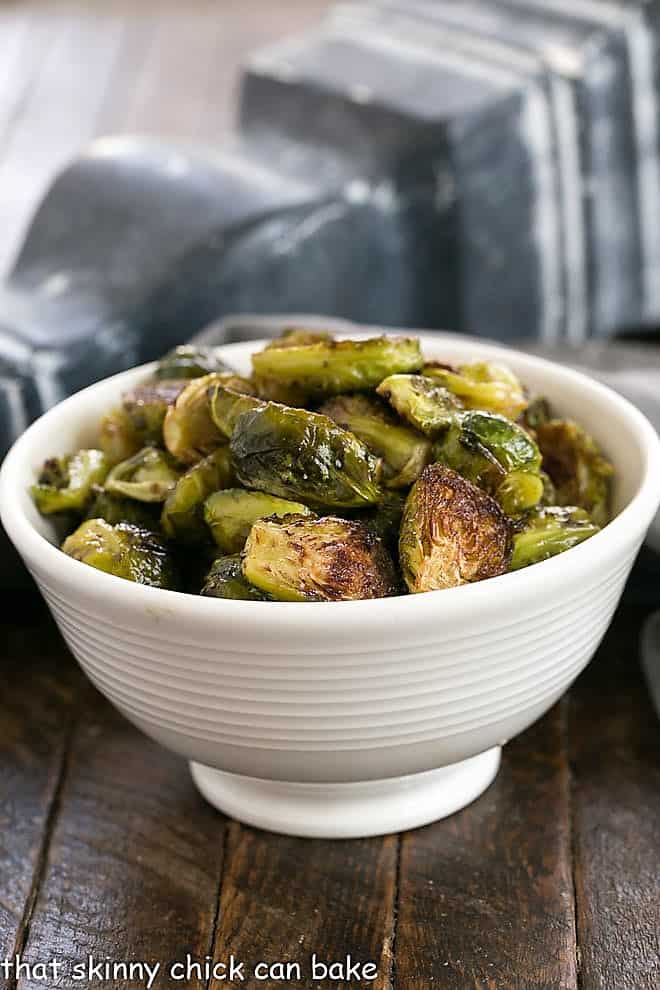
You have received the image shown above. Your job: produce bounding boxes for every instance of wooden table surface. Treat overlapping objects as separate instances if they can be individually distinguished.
[1,2,660,988]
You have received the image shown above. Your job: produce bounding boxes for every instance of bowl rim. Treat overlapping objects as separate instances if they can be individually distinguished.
[3,330,660,625]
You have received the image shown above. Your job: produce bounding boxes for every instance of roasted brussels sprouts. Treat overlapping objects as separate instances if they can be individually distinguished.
[243,515,398,601]
[105,447,181,502]
[99,408,143,466]
[399,465,511,593]
[34,333,618,601]
[31,449,109,514]
[62,519,178,588]
[230,403,383,508]
[251,335,423,401]
[155,345,234,380]
[423,360,527,420]
[204,489,313,553]
[318,394,431,488]
[122,379,187,444]
[536,419,613,525]
[510,506,600,570]
[85,491,160,530]
[376,374,463,436]
[433,410,543,513]
[201,554,269,600]
[161,447,235,544]
[163,372,253,464]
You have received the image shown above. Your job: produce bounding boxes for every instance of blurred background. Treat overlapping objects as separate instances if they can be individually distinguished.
[0,0,332,275]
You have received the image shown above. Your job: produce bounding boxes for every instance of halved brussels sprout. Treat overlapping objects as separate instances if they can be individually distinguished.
[99,408,143,466]
[163,372,253,464]
[230,403,383,508]
[161,447,235,544]
[254,328,335,404]
[204,489,313,553]
[376,374,463,436]
[433,410,543,513]
[201,554,269,600]
[122,379,187,444]
[62,519,178,588]
[105,447,181,502]
[510,506,600,570]
[251,335,423,400]
[399,464,511,593]
[536,419,613,526]
[155,345,234,380]
[31,449,109,515]
[243,515,398,601]
[318,394,431,489]
[423,360,527,420]
[85,491,161,530]
[208,383,266,438]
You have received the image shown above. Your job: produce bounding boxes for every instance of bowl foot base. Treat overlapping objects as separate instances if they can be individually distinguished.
[190,748,501,838]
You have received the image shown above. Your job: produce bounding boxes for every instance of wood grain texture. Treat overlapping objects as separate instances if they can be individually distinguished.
[13,687,226,990]
[570,604,660,990]
[208,826,398,989]
[394,705,578,990]
[0,599,84,990]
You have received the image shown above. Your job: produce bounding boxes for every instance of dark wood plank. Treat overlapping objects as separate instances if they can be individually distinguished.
[208,826,398,989]
[570,603,660,990]
[395,705,578,990]
[14,685,227,990]
[0,598,84,990]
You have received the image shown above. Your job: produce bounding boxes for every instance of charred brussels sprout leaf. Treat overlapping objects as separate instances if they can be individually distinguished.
[399,465,511,593]
[161,447,235,544]
[537,419,613,526]
[201,554,269,600]
[204,489,313,553]
[122,379,187,445]
[155,345,234,380]
[251,335,423,401]
[510,506,600,571]
[230,403,383,508]
[31,449,109,515]
[376,374,463,436]
[99,408,143,466]
[433,410,543,513]
[423,360,527,420]
[163,372,253,464]
[243,515,398,601]
[85,491,160,530]
[318,394,431,489]
[62,519,178,588]
[105,447,181,502]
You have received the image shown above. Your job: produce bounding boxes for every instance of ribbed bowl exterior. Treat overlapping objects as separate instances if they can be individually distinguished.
[28,541,639,782]
[3,330,660,784]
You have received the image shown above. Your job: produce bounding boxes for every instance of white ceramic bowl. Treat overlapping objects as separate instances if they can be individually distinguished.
[3,332,660,838]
